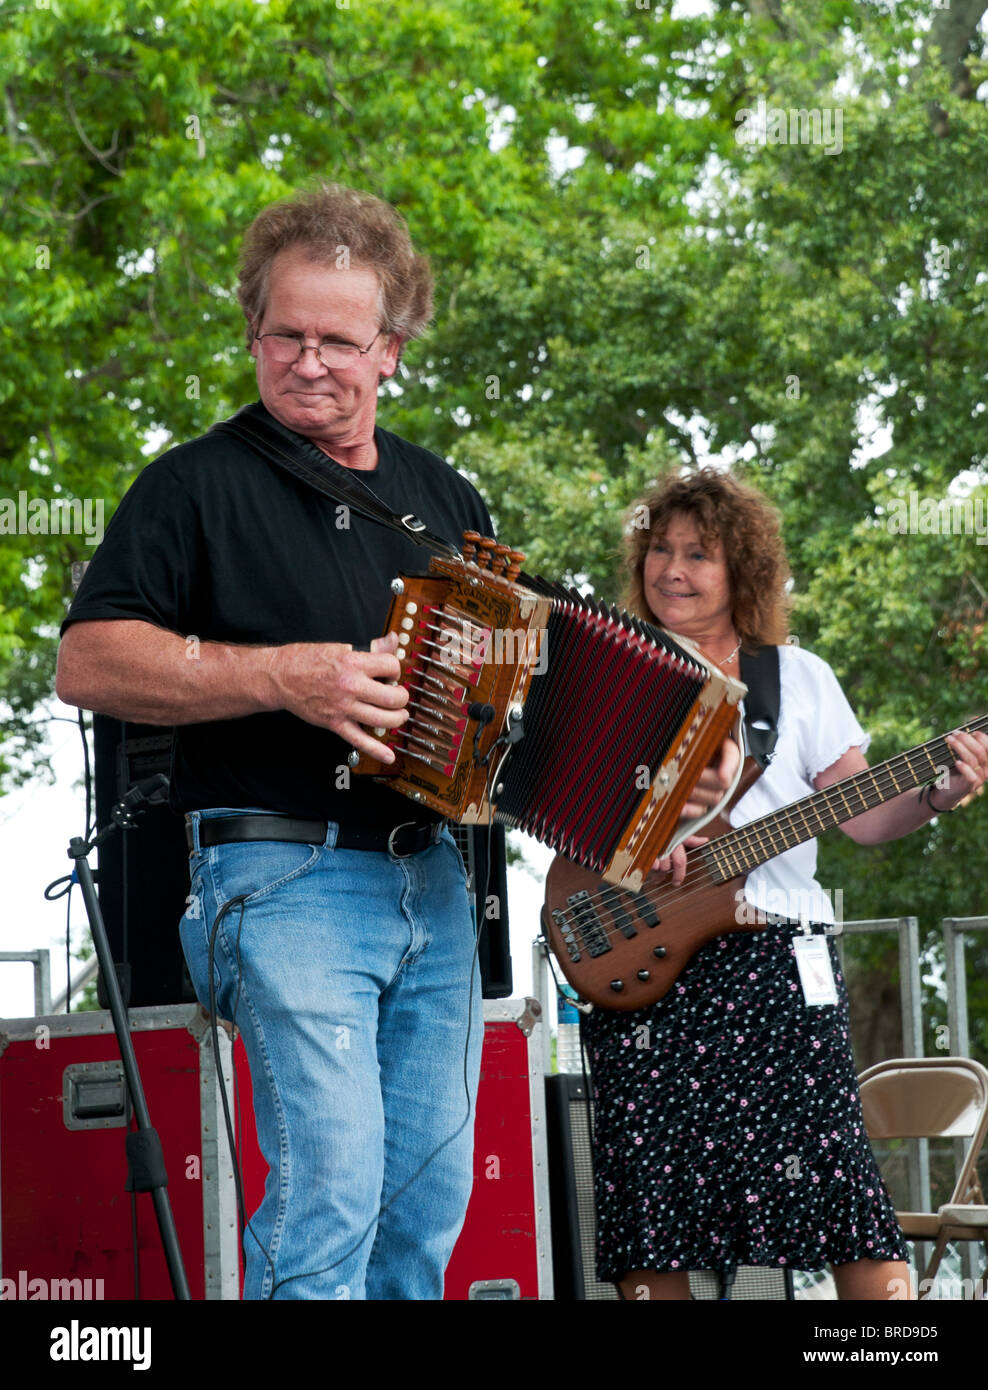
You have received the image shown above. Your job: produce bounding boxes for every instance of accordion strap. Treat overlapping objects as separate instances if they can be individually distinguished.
[738,644,780,769]
[210,403,462,561]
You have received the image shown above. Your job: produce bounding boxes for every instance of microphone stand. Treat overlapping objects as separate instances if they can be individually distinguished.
[67,772,191,1301]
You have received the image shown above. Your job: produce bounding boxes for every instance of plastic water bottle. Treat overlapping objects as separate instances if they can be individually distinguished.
[556,986,583,1073]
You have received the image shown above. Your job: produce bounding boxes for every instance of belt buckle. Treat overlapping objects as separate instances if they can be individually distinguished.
[387,821,417,859]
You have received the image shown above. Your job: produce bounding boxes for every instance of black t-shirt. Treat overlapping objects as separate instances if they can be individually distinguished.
[61,402,493,826]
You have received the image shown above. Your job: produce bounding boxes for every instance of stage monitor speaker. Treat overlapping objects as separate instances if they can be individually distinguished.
[545,1073,795,1300]
[92,717,513,1006]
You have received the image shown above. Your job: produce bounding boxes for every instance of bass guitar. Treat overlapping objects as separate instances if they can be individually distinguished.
[542,715,986,1011]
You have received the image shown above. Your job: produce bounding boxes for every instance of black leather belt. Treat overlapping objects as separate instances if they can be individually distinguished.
[186,814,445,858]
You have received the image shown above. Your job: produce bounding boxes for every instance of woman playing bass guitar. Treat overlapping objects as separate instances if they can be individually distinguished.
[584,468,988,1301]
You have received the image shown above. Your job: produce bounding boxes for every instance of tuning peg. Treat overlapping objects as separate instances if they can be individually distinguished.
[491,544,512,575]
[506,550,526,582]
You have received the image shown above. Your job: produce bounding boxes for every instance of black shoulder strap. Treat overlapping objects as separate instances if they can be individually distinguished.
[210,403,462,561]
[738,645,781,769]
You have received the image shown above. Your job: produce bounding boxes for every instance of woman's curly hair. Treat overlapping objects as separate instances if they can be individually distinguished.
[624,468,791,648]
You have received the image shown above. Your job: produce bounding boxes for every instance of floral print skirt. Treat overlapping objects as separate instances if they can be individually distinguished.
[583,921,908,1280]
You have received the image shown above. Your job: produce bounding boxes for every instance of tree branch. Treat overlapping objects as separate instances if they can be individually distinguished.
[916,0,988,133]
[43,425,59,466]
[924,0,988,96]
[62,81,124,176]
[4,83,52,166]
[76,358,125,389]
[745,0,791,40]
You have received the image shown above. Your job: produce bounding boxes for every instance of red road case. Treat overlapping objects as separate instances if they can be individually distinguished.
[0,1005,263,1300]
[444,997,552,1300]
[0,998,551,1300]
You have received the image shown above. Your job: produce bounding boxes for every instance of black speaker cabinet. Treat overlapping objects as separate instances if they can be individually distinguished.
[545,1073,795,1300]
[92,717,513,1007]
[93,717,195,1008]
[448,823,512,999]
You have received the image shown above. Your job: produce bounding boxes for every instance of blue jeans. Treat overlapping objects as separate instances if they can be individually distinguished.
[179,809,482,1300]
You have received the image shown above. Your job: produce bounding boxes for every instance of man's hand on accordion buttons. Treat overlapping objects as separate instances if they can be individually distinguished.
[267,631,408,762]
[652,737,741,887]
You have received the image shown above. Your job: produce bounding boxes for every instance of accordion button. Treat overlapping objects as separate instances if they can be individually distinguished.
[653,946,667,959]
[609,980,624,993]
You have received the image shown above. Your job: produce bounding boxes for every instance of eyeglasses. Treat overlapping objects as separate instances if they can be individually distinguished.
[254,328,383,368]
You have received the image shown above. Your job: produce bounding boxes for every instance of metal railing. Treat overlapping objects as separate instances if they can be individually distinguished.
[940,915,988,1287]
[942,915,988,1062]
[833,915,924,1058]
[0,948,99,1016]
[0,950,52,1016]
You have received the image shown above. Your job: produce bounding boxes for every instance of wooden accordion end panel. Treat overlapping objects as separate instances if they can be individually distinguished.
[351,534,746,891]
[349,536,550,824]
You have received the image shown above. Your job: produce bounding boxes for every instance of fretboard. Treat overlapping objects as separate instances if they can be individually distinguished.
[702,715,987,884]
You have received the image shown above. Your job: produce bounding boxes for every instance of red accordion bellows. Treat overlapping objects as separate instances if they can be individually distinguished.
[494,594,706,873]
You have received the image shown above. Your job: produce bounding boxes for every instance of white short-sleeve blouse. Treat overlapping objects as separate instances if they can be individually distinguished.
[728,643,870,926]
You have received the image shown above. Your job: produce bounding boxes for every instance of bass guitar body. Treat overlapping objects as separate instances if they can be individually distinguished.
[543,758,769,1012]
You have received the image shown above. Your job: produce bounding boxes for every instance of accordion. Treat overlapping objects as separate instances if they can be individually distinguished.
[350,533,745,891]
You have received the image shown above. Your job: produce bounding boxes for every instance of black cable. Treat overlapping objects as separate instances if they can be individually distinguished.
[77,708,94,839]
[127,1091,140,1300]
[43,875,74,901]
[206,895,277,1293]
[65,887,71,1012]
[577,1009,595,1146]
[43,710,97,1008]
[121,724,129,969]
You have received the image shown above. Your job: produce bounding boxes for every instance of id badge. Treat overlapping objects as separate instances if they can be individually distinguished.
[793,933,838,1007]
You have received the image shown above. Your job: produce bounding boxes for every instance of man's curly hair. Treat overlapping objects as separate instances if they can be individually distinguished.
[236,181,433,347]
[624,468,791,648]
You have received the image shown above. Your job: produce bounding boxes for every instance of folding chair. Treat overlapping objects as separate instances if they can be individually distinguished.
[858,1057,988,1298]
